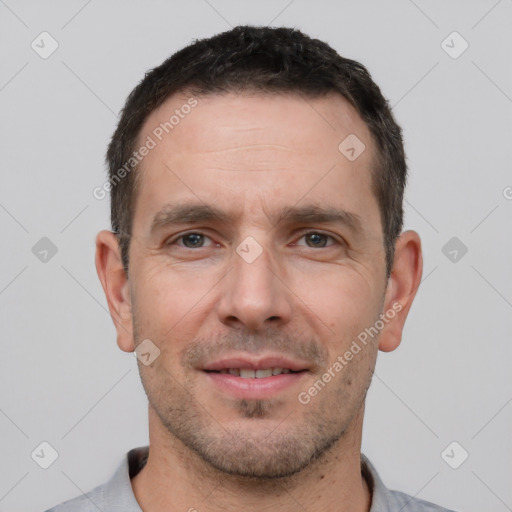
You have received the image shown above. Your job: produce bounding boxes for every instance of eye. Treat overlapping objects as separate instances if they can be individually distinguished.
[296,232,337,248]
[165,231,340,250]
[167,232,214,249]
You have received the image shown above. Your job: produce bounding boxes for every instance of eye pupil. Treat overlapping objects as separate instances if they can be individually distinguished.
[183,233,203,247]
[306,233,327,247]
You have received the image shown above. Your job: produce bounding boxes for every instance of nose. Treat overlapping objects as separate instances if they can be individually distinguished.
[216,237,293,331]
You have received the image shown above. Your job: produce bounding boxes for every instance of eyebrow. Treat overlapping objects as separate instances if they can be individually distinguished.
[150,202,363,236]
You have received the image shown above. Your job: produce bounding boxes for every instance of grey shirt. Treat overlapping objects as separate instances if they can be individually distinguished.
[45,446,458,512]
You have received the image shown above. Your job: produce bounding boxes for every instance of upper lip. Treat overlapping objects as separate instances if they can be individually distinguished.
[201,354,311,372]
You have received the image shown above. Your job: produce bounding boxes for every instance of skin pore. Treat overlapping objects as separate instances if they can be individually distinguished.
[95,91,422,512]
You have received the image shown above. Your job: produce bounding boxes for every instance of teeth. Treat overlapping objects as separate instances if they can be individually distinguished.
[255,368,272,378]
[219,367,295,378]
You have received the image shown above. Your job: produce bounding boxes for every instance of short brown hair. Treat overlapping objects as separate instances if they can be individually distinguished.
[106,25,407,278]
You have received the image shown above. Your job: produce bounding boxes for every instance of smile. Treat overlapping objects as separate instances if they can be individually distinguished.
[203,368,308,399]
[205,367,300,378]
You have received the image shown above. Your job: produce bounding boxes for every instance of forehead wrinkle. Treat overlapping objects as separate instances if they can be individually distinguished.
[193,143,297,154]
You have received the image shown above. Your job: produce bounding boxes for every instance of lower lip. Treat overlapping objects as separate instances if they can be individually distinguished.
[203,371,307,399]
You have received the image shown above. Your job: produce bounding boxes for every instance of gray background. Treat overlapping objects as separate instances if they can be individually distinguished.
[1,1,511,511]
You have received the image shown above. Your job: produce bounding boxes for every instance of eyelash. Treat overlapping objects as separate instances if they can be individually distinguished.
[166,231,341,249]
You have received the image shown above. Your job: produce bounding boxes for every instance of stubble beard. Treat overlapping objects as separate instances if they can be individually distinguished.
[139,356,375,481]
[132,304,378,481]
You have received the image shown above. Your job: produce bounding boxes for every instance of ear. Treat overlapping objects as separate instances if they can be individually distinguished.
[95,230,134,352]
[378,230,423,352]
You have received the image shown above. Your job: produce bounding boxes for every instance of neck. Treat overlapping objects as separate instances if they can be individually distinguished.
[132,405,371,512]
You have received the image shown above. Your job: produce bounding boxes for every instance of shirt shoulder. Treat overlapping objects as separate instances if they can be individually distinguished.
[43,481,107,512]
[386,488,460,511]
[361,454,460,512]
[43,446,147,512]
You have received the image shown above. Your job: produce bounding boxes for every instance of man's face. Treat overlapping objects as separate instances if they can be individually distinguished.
[125,92,389,478]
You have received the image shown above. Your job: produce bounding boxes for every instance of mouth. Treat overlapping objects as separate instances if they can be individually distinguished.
[204,367,305,378]
[200,355,311,399]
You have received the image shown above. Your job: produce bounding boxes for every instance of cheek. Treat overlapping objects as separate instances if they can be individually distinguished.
[293,267,377,332]
[132,261,222,347]
[137,260,211,309]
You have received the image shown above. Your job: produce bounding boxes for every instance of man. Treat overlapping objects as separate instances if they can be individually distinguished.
[46,25,457,512]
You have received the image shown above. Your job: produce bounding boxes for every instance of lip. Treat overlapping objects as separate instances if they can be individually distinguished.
[200,353,312,400]
[203,370,308,399]
[201,354,311,372]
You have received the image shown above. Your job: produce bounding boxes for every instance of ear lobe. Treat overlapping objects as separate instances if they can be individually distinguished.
[378,230,423,353]
[95,230,134,353]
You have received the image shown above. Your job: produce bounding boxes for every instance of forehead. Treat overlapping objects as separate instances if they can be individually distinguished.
[133,91,379,234]
[140,90,372,157]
